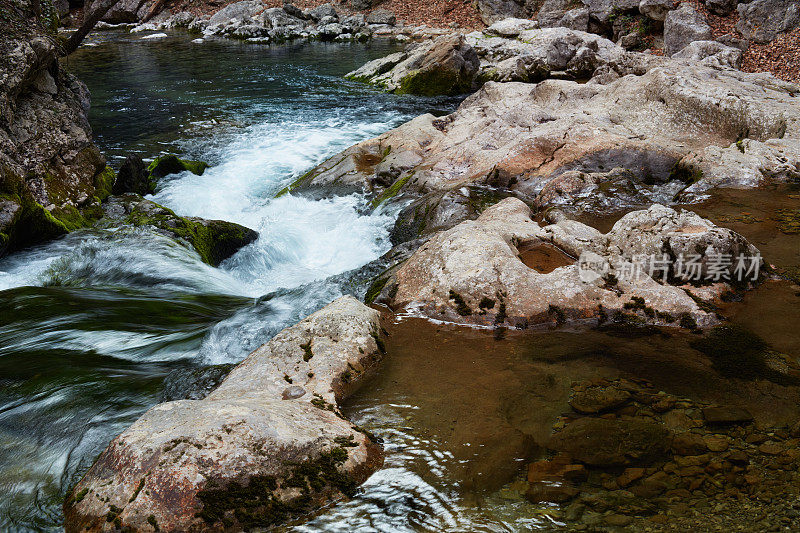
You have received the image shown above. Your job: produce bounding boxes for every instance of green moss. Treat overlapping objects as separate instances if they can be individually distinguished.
[147,155,208,179]
[275,167,320,198]
[396,68,469,97]
[129,478,145,503]
[364,276,389,304]
[448,290,472,316]
[548,304,566,326]
[370,172,413,209]
[300,341,313,362]
[736,140,746,153]
[333,435,358,448]
[678,313,698,331]
[623,296,656,318]
[94,166,116,201]
[106,504,122,523]
[495,301,507,325]
[147,515,159,531]
[371,329,386,354]
[124,199,256,266]
[72,488,89,504]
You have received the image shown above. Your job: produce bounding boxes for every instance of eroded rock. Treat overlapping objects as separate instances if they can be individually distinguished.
[63,297,386,533]
[0,0,113,257]
[295,54,799,205]
[371,198,758,329]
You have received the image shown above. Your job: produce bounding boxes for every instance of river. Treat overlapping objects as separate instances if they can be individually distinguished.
[1,29,799,533]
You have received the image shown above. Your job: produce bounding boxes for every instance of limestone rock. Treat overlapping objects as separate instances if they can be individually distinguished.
[93,0,147,23]
[365,8,396,25]
[584,0,641,23]
[346,35,479,96]
[467,27,633,83]
[737,0,800,44]
[672,40,743,70]
[298,56,799,202]
[0,1,111,257]
[372,198,754,328]
[475,0,527,25]
[484,17,539,37]
[639,0,677,21]
[306,3,339,21]
[664,3,712,56]
[64,297,385,533]
[208,0,262,25]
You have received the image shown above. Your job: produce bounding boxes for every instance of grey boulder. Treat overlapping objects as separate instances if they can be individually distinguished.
[663,3,712,56]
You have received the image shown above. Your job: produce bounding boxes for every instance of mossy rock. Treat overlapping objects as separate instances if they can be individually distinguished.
[120,195,257,266]
[396,68,470,97]
[148,155,209,179]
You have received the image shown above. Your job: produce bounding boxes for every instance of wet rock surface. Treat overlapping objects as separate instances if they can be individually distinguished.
[63,297,387,533]
[346,34,479,95]
[294,35,800,208]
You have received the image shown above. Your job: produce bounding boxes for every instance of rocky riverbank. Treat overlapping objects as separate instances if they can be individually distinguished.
[66,0,799,82]
[0,0,113,257]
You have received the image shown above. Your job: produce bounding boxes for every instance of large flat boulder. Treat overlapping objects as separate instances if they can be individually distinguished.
[64,297,386,532]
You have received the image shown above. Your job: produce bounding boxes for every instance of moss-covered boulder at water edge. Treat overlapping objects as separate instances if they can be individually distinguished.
[103,194,257,266]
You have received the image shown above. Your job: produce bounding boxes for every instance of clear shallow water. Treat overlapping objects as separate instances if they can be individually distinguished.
[0,31,460,531]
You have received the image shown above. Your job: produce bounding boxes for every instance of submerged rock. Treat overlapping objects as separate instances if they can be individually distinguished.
[371,198,759,329]
[102,194,257,266]
[0,1,114,257]
[64,297,385,533]
[550,417,672,466]
[346,34,479,96]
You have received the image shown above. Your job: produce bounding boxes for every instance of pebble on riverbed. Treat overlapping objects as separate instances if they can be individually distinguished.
[516,377,800,531]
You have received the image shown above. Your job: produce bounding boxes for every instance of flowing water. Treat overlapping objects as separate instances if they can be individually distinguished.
[2,30,800,533]
[0,31,458,531]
